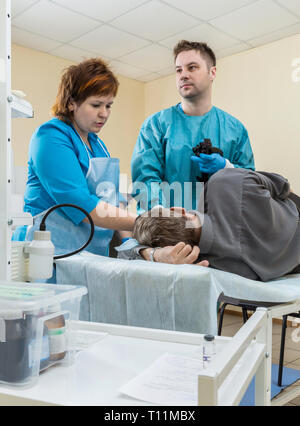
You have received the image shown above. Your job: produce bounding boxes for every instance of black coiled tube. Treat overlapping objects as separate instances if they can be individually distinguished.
[39,203,95,260]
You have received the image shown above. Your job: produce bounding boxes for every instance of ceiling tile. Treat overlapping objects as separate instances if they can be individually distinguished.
[49,44,104,63]
[215,42,252,59]
[160,23,241,52]
[210,0,299,41]
[12,0,101,43]
[110,0,200,42]
[109,60,148,79]
[157,66,176,77]
[51,0,148,22]
[162,0,257,21]
[276,0,300,18]
[12,25,62,52]
[71,25,151,59]
[11,0,39,17]
[119,44,173,73]
[9,0,300,83]
[247,22,300,47]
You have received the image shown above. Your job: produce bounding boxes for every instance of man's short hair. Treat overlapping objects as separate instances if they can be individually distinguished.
[133,208,199,248]
[173,40,216,68]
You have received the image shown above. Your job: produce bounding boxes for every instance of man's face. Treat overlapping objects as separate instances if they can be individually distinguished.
[175,50,216,99]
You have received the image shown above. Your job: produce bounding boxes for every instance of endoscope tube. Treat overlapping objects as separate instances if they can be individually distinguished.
[39,203,95,260]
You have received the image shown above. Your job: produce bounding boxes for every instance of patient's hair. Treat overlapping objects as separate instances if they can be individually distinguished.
[52,57,119,122]
[173,40,216,69]
[133,208,199,248]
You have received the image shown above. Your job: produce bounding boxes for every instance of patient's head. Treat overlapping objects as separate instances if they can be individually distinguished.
[133,206,201,248]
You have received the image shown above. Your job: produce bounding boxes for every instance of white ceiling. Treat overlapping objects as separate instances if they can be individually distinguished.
[11,0,300,82]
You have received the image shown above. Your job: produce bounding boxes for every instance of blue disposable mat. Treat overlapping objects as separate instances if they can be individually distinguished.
[240,364,300,406]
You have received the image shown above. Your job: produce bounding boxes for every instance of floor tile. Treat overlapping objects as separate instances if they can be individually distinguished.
[218,313,242,328]
[288,395,300,405]
[220,323,241,337]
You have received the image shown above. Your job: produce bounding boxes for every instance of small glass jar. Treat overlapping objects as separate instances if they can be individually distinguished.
[203,334,216,369]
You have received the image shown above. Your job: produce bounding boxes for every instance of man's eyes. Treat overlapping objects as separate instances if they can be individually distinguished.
[176,66,199,73]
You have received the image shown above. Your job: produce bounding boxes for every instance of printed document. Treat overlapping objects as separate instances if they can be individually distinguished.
[119,353,204,405]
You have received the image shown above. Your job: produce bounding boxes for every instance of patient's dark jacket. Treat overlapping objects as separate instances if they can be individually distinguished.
[196,169,300,281]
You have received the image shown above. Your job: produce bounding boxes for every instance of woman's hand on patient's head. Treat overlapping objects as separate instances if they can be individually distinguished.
[141,242,209,266]
[155,242,208,266]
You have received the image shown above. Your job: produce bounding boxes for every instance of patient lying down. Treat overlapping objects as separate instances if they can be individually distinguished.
[133,168,300,282]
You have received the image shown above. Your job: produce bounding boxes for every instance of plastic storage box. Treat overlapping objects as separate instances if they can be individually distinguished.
[0,281,87,388]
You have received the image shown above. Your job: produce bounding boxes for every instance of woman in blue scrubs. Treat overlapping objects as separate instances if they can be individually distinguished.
[14,58,136,258]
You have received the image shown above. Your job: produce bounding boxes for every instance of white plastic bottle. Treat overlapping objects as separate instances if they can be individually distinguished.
[27,231,55,280]
[203,334,216,369]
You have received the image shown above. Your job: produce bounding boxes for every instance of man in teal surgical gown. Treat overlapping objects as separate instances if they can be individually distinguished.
[131,40,255,213]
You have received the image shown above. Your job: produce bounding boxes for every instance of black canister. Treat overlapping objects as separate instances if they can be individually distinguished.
[0,310,31,383]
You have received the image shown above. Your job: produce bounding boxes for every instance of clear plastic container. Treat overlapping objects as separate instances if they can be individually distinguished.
[0,281,87,388]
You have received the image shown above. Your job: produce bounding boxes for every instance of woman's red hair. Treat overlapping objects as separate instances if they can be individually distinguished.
[52,57,119,122]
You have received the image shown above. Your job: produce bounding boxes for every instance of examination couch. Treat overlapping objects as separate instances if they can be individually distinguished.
[56,252,300,335]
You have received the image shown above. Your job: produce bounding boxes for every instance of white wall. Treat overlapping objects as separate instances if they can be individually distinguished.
[11,43,145,178]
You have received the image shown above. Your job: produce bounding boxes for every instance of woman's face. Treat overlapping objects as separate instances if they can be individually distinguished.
[69,94,114,139]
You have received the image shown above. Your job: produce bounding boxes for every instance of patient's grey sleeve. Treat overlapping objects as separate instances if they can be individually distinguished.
[251,171,290,200]
[200,168,299,281]
[115,238,148,260]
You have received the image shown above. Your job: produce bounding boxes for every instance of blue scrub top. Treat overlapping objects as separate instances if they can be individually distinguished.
[131,104,255,212]
[24,118,110,225]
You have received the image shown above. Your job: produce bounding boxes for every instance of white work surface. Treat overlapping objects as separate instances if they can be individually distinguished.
[0,321,229,406]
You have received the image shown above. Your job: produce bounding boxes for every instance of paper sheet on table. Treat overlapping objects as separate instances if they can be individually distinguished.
[119,353,204,406]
